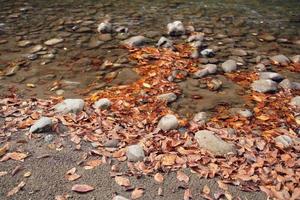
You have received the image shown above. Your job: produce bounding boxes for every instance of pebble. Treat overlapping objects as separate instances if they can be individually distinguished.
[44,38,64,46]
[157,37,174,49]
[221,59,237,72]
[251,79,278,93]
[18,40,32,47]
[270,55,290,65]
[254,63,266,72]
[54,99,84,114]
[291,55,300,63]
[167,21,185,36]
[103,139,119,148]
[194,130,236,155]
[290,96,300,107]
[30,45,43,53]
[27,54,38,60]
[274,135,293,148]
[193,112,208,123]
[193,68,209,78]
[93,98,111,109]
[259,72,284,82]
[55,89,65,95]
[126,144,145,162]
[187,33,204,42]
[122,36,149,47]
[44,134,54,143]
[238,109,253,118]
[113,195,129,200]
[205,64,218,74]
[97,22,112,33]
[157,92,177,103]
[158,114,179,131]
[200,49,215,57]
[231,48,247,56]
[29,117,53,133]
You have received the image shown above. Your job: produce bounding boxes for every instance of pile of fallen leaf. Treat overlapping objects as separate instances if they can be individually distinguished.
[0,44,300,200]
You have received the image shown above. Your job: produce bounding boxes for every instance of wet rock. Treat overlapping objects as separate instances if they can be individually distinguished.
[44,38,64,46]
[254,63,266,72]
[167,21,185,36]
[291,55,300,63]
[205,64,217,74]
[157,92,177,103]
[113,195,129,200]
[54,99,84,114]
[231,48,247,56]
[18,40,32,47]
[193,112,208,123]
[115,26,128,33]
[157,37,174,49]
[251,79,278,93]
[93,98,111,109]
[270,55,290,65]
[55,89,65,95]
[44,134,54,143]
[187,33,204,42]
[97,22,112,33]
[30,45,43,53]
[126,144,145,162]
[259,34,275,42]
[158,114,178,131]
[42,53,55,59]
[29,117,53,133]
[27,54,38,60]
[104,139,119,148]
[238,109,253,118]
[279,79,293,89]
[274,135,293,148]
[221,59,237,72]
[122,36,149,47]
[193,68,209,78]
[201,49,215,57]
[76,27,92,33]
[207,78,222,91]
[195,130,236,155]
[290,96,300,107]
[259,72,284,82]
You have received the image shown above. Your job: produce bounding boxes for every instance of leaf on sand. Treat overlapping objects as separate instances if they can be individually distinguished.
[217,180,228,191]
[154,173,164,183]
[0,143,9,157]
[131,188,144,199]
[7,181,25,197]
[176,171,189,184]
[71,184,94,193]
[256,115,270,121]
[158,187,163,196]
[65,167,81,181]
[115,176,131,187]
[184,189,192,200]
[0,152,28,162]
[84,159,102,169]
[202,185,210,195]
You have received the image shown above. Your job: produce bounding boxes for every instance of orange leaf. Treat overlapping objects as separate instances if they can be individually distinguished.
[256,115,270,121]
[184,189,192,200]
[85,159,102,168]
[176,171,189,184]
[217,180,228,191]
[161,154,176,166]
[154,173,164,183]
[71,184,94,193]
[115,176,131,187]
[131,188,144,199]
[0,152,27,162]
[202,185,210,195]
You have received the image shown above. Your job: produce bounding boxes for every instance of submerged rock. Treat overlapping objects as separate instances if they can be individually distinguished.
[54,99,84,114]
[29,117,52,133]
[122,36,149,47]
[167,21,185,36]
[93,98,111,109]
[158,114,178,131]
[270,55,290,65]
[195,130,236,155]
[221,59,237,72]
[157,92,177,103]
[251,79,278,93]
[126,144,145,162]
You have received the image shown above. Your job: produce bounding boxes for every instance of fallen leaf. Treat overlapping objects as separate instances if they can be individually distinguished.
[65,167,81,181]
[0,171,8,176]
[115,176,131,187]
[131,188,144,199]
[161,154,176,166]
[225,191,233,200]
[217,180,228,191]
[71,184,94,193]
[256,115,270,121]
[0,152,28,162]
[203,185,210,195]
[7,181,25,197]
[0,143,9,157]
[23,171,31,177]
[177,171,189,184]
[154,173,164,183]
[158,187,163,196]
[84,159,102,169]
[184,189,192,200]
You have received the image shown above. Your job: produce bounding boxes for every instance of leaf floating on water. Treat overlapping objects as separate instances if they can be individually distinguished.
[71,184,94,193]
[115,176,131,187]
[131,188,144,199]
[154,173,164,183]
[7,181,25,197]
[176,171,189,184]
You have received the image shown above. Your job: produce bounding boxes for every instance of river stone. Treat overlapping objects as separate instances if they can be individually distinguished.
[205,64,218,74]
[251,79,278,93]
[126,144,145,162]
[221,59,237,72]
[193,112,208,123]
[238,109,253,118]
[195,130,236,155]
[259,72,284,82]
[290,96,300,107]
[270,55,290,65]
[291,55,300,63]
[29,117,53,133]
[231,48,247,56]
[187,33,204,42]
[44,38,64,46]
[278,79,298,90]
[157,92,177,103]
[54,99,84,114]
[201,49,215,57]
[254,63,266,72]
[97,22,112,33]
[157,37,174,49]
[122,36,149,47]
[194,68,209,78]
[18,40,32,47]
[30,45,43,53]
[167,21,185,36]
[158,114,178,131]
[274,135,293,148]
[113,195,129,200]
[94,98,111,109]
[44,134,54,143]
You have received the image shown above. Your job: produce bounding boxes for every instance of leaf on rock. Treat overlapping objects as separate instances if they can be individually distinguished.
[176,171,189,184]
[7,181,25,197]
[71,184,94,193]
[115,176,131,187]
[131,188,144,199]
[154,173,164,183]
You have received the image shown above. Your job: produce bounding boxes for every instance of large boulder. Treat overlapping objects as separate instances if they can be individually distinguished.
[122,36,149,47]
[126,144,145,162]
[195,130,236,155]
[158,114,178,131]
[29,117,53,133]
[167,21,185,36]
[221,60,237,72]
[54,99,84,114]
[251,79,278,93]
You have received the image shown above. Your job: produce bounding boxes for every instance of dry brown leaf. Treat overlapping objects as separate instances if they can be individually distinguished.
[256,115,270,121]
[0,171,8,176]
[65,168,81,181]
[161,154,176,166]
[202,185,210,195]
[0,143,9,157]
[184,189,192,200]
[85,159,102,168]
[7,181,25,197]
[154,173,164,183]
[158,187,163,196]
[55,195,67,200]
[71,184,94,193]
[115,176,131,187]
[225,191,233,200]
[0,152,27,162]
[176,171,189,184]
[217,180,228,191]
[131,188,144,199]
